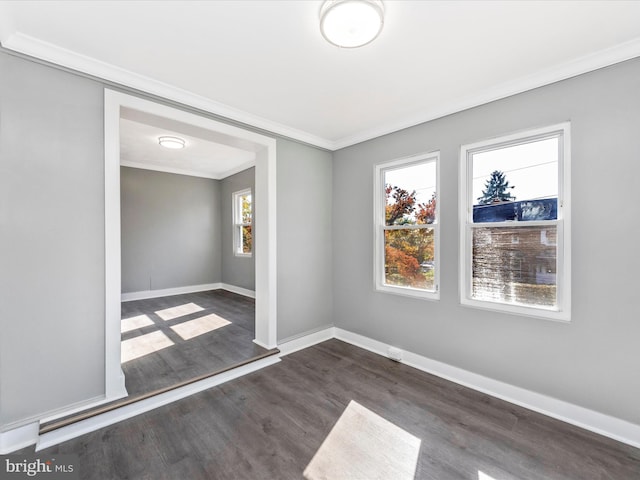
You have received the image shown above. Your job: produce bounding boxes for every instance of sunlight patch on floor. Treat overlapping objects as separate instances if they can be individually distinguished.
[303,400,421,480]
[121,330,174,363]
[479,472,500,480]
[170,313,231,340]
[155,302,204,321]
[121,314,154,333]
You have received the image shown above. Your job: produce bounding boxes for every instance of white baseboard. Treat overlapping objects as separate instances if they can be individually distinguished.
[0,422,39,454]
[277,327,335,356]
[121,282,255,302]
[40,380,127,426]
[121,283,222,302]
[117,368,128,398]
[333,328,640,449]
[39,396,111,425]
[252,338,270,349]
[220,283,256,299]
[36,355,280,451]
[0,392,113,447]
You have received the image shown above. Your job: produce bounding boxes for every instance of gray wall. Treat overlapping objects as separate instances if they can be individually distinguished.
[277,139,333,341]
[220,167,255,291]
[121,167,222,293]
[0,49,334,430]
[0,51,105,427]
[332,57,640,425]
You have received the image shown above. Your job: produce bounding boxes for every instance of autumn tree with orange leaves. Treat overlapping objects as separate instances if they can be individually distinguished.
[384,185,436,289]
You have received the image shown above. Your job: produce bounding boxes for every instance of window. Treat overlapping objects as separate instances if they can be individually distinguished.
[374,152,439,300]
[459,123,571,321]
[233,188,252,256]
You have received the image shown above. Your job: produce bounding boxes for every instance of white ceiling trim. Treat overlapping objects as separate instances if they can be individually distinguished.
[1,32,333,150]
[332,36,640,150]
[120,159,255,181]
[3,32,640,151]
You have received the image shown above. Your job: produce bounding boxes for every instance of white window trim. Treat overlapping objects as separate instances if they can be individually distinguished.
[233,188,252,257]
[374,151,440,301]
[459,122,571,322]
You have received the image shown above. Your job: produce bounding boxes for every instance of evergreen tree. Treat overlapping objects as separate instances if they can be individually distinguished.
[477,170,515,204]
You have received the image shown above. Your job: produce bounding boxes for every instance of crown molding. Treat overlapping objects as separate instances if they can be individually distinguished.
[330,36,640,150]
[120,159,255,180]
[1,32,334,150]
[3,31,640,152]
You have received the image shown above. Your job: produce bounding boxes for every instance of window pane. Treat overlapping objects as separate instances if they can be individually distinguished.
[384,162,436,226]
[241,194,252,224]
[472,137,558,222]
[241,225,252,254]
[472,226,557,307]
[384,228,434,290]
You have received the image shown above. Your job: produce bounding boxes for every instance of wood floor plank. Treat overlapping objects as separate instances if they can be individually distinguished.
[20,339,640,479]
[121,289,265,397]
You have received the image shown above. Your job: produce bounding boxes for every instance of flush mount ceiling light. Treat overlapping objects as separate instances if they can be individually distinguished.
[158,136,186,149]
[320,0,384,48]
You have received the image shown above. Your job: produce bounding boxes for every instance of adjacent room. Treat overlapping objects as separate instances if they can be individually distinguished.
[117,106,268,400]
[1,1,639,479]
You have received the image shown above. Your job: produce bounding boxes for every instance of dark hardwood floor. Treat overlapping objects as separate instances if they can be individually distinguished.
[26,340,639,479]
[121,289,266,397]
[40,289,273,434]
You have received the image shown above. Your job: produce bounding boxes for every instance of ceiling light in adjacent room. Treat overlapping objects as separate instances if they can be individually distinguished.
[158,136,185,149]
[320,0,384,48]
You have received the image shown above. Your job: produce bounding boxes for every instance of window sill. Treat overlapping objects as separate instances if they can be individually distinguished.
[460,297,570,323]
[375,284,439,301]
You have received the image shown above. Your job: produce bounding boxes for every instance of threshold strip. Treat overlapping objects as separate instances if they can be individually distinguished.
[40,348,280,435]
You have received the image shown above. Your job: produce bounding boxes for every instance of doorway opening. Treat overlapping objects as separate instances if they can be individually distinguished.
[104,90,277,402]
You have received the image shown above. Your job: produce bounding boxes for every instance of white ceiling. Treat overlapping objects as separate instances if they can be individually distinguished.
[1,1,640,150]
[120,107,256,179]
